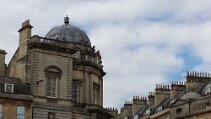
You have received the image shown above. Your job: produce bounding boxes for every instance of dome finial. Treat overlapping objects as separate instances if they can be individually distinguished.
[64,15,69,24]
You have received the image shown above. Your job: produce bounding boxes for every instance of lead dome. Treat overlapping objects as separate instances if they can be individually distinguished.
[45,16,91,46]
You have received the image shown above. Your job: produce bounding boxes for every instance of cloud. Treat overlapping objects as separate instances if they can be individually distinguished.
[1,0,211,109]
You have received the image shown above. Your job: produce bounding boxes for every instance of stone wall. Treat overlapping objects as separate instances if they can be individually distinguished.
[33,102,72,119]
[0,98,32,119]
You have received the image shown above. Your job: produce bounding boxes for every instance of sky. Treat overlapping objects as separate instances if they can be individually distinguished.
[1,0,211,109]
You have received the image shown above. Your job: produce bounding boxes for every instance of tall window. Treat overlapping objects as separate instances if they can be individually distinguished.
[72,80,78,102]
[93,83,100,104]
[0,104,3,119]
[72,80,81,102]
[17,106,25,119]
[47,73,59,98]
[45,66,61,98]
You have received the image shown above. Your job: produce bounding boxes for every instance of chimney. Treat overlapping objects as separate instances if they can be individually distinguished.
[186,71,211,91]
[121,101,132,118]
[148,92,155,105]
[170,82,186,98]
[106,107,118,118]
[155,84,170,106]
[0,49,6,76]
[132,96,147,115]
[18,19,33,59]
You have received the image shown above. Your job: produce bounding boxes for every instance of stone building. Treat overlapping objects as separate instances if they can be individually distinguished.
[0,75,32,119]
[115,71,211,119]
[0,16,114,119]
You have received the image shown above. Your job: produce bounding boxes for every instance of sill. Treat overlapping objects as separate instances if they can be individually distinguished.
[47,96,58,103]
[47,96,57,99]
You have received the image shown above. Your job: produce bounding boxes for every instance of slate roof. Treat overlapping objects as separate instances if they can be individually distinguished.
[45,17,91,46]
[0,76,31,95]
[136,104,153,117]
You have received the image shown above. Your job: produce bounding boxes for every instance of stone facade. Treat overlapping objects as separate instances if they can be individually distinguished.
[115,71,211,119]
[0,17,113,119]
[0,76,32,119]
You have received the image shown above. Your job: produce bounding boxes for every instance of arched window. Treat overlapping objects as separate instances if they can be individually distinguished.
[44,66,62,98]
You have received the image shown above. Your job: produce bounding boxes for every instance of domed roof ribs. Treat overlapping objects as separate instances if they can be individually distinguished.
[45,16,91,46]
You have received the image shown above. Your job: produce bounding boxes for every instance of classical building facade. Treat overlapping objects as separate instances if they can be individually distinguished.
[115,71,211,119]
[0,16,114,119]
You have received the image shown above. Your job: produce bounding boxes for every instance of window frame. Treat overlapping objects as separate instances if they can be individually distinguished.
[44,66,62,98]
[205,86,211,95]
[0,104,3,119]
[93,83,100,104]
[72,80,81,102]
[205,102,210,109]
[16,106,25,119]
[46,73,59,98]
[4,83,14,93]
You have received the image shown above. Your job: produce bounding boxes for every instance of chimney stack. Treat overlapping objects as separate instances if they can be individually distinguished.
[170,82,186,98]
[18,19,33,59]
[132,96,147,115]
[0,49,6,76]
[186,71,211,91]
[120,101,132,118]
[155,84,170,106]
[105,107,118,118]
[148,92,155,105]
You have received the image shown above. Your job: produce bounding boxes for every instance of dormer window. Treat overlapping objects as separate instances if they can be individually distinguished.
[205,87,211,95]
[205,102,210,109]
[4,83,14,93]
[156,106,162,112]
[170,99,175,104]
[146,109,151,115]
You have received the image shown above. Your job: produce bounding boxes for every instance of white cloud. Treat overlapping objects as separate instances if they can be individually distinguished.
[1,0,211,109]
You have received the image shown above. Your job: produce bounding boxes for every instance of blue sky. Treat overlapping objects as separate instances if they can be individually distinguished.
[1,0,211,109]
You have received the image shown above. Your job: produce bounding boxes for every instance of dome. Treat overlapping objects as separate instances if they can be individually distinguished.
[45,16,91,45]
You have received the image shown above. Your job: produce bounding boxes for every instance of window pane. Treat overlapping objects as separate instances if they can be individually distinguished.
[72,81,78,102]
[47,76,57,97]
[17,115,24,119]
[0,104,2,119]
[0,104,2,112]
[17,106,25,119]
[17,106,25,114]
